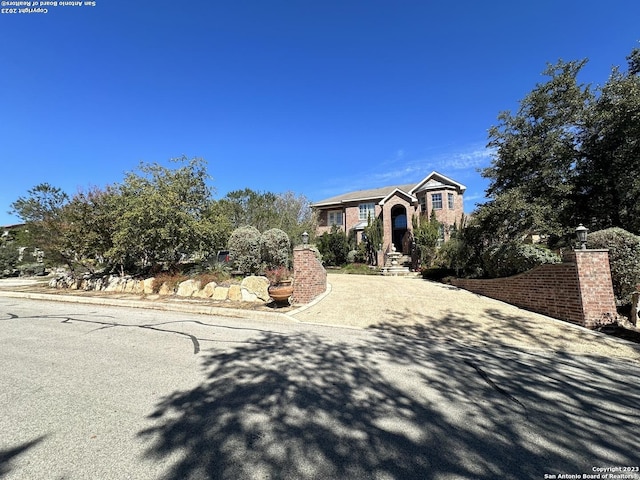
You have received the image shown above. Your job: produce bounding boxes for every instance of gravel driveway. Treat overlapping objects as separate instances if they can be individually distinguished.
[291,273,640,361]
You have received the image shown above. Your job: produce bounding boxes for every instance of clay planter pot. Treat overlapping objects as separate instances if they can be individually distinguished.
[268,280,294,304]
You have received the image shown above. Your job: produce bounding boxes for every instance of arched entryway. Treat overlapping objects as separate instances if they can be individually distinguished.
[391,205,407,253]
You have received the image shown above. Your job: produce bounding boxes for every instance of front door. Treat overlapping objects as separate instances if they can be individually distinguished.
[391,205,407,253]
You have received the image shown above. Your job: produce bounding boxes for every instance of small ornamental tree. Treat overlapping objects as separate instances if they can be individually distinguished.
[588,227,640,305]
[260,228,291,270]
[412,211,440,268]
[227,226,261,275]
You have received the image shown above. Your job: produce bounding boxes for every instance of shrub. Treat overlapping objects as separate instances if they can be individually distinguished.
[434,237,472,276]
[0,247,19,277]
[260,228,290,269]
[588,227,640,305]
[421,267,456,281]
[316,227,350,266]
[194,270,230,286]
[152,272,188,293]
[228,226,261,275]
[412,212,440,268]
[481,241,561,278]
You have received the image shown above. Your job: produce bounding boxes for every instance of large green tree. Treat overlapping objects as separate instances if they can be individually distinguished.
[483,59,592,244]
[577,49,640,234]
[480,47,640,243]
[107,156,224,273]
[219,188,317,245]
[219,188,279,233]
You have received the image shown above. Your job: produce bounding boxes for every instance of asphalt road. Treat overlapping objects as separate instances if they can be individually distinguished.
[2,297,640,480]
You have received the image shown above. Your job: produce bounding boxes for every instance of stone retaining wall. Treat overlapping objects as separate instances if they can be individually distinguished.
[48,247,328,305]
[49,274,271,303]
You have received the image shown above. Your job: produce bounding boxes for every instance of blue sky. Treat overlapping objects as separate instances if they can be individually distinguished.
[1,0,638,226]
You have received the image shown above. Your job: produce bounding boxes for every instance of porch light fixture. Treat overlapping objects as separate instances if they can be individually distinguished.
[575,224,588,250]
[302,231,309,245]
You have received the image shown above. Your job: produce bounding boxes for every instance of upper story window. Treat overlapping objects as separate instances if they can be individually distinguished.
[359,203,375,221]
[431,193,443,210]
[419,196,427,214]
[328,210,343,226]
[448,192,455,209]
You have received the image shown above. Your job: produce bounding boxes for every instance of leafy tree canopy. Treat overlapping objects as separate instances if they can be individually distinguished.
[479,46,640,243]
[10,183,71,267]
[219,188,317,245]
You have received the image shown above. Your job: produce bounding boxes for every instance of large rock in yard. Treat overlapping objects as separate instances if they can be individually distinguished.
[199,281,218,298]
[176,279,201,297]
[240,276,270,302]
[143,278,155,294]
[158,282,174,296]
[212,286,229,301]
[228,284,242,301]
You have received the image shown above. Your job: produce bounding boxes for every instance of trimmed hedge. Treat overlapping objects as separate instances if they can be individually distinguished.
[228,226,261,274]
[588,227,640,305]
[481,241,561,278]
[260,228,291,269]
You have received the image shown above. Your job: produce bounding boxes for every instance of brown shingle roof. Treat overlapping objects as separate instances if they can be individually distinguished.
[312,183,415,207]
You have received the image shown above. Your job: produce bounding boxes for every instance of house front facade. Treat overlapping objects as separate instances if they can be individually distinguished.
[312,171,466,264]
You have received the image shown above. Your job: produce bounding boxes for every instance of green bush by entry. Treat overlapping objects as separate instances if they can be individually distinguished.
[588,227,640,305]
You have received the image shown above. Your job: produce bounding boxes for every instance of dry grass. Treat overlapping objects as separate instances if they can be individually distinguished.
[151,273,189,294]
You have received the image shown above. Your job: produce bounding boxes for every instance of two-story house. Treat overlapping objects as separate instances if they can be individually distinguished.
[312,171,466,263]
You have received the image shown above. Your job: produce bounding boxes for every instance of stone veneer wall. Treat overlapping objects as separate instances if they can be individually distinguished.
[449,249,617,329]
[292,245,327,304]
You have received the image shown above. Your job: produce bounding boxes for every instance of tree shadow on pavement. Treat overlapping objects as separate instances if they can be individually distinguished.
[371,305,640,361]
[0,436,47,478]
[138,325,640,479]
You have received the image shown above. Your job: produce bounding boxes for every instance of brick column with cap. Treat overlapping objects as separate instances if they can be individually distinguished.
[292,246,327,304]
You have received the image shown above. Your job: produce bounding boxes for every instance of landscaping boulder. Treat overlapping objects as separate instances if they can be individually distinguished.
[241,275,270,302]
[176,279,201,297]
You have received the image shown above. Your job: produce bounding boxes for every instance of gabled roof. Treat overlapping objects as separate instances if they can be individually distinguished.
[410,171,466,195]
[378,187,417,206]
[311,171,465,208]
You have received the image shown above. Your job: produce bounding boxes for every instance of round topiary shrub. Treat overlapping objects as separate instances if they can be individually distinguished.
[482,241,561,278]
[228,226,261,275]
[588,227,640,305]
[260,228,291,269]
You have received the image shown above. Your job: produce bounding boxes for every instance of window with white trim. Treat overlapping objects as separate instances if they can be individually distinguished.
[358,203,375,221]
[431,193,442,210]
[328,210,343,226]
[419,196,427,214]
[448,192,455,209]
[437,224,445,246]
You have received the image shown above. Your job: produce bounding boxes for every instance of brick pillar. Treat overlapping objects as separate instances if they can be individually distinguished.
[292,246,327,304]
[564,249,618,328]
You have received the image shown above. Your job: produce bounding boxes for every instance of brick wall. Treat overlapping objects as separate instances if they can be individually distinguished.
[292,246,327,304]
[381,196,416,251]
[449,249,617,329]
